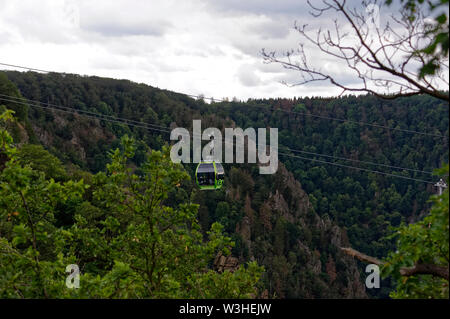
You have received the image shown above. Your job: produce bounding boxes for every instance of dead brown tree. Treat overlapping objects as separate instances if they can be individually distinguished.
[262,0,449,101]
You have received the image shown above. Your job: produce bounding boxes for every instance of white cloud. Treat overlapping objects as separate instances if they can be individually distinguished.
[237,63,262,87]
[0,0,426,101]
[79,1,172,37]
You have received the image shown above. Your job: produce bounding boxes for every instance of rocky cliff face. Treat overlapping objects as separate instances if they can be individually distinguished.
[214,251,239,273]
[231,163,367,298]
[30,112,116,170]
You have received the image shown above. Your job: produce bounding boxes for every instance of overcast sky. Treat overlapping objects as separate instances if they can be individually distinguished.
[0,0,432,100]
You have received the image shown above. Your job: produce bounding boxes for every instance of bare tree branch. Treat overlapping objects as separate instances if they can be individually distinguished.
[340,247,449,281]
[399,263,449,281]
[262,0,449,101]
[340,247,383,265]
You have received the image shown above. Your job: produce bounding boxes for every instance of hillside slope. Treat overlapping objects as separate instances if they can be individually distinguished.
[2,70,448,297]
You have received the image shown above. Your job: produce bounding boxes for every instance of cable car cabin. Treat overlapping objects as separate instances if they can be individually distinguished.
[195,162,224,190]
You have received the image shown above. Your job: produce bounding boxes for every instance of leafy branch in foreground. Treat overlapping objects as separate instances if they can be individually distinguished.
[0,110,263,298]
[341,165,449,298]
[262,0,449,101]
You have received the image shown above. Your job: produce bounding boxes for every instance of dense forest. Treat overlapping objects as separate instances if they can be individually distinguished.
[0,70,448,298]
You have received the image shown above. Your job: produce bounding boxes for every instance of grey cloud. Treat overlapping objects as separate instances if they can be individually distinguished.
[78,1,172,37]
[237,64,262,87]
[157,62,192,73]
[81,19,171,37]
[270,65,365,89]
[203,0,310,16]
[1,0,404,101]
[256,61,287,74]
[173,49,208,58]
[205,0,398,27]
[245,18,291,40]
[0,30,13,45]
[0,1,80,44]
[230,28,299,57]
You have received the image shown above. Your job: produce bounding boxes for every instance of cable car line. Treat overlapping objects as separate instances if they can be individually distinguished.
[212,102,448,139]
[0,94,171,132]
[0,62,53,74]
[0,96,172,134]
[283,148,434,175]
[0,95,439,179]
[0,96,439,184]
[1,61,447,139]
[0,61,446,185]
[0,94,437,176]
[278,152,437,184]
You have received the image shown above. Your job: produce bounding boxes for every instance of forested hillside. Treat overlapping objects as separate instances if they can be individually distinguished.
[1,71,448,298]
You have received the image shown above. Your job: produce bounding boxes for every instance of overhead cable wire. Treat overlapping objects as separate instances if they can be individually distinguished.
[1,61,447,139]
[283,147,434,175]
[0,94,170,131]
[0,95,439,178]
[0,96,439,184]
[0,63,446,183]
[0,97,172,134]
[278,152,437,184]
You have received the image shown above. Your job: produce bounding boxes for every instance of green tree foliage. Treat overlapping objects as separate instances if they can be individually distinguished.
[0,73,28,121]
[16,144,67,181]
[382,165,449,298]
[0,113,263,298]
[0,109,15,171]
[0,112,86,297]
[1,71,448,298]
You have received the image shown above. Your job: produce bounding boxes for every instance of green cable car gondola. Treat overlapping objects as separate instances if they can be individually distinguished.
[195,161,224,190]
